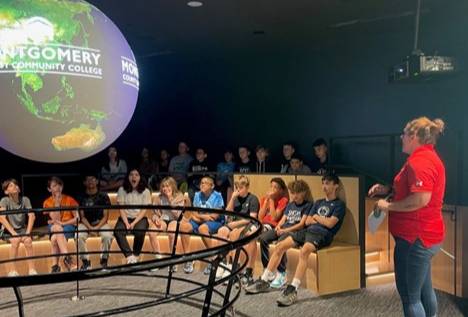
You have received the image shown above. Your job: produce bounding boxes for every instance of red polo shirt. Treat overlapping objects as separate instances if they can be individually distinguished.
[389,144,445,247]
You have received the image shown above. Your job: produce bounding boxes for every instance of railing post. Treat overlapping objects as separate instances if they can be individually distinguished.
[201,254,223,317]
[72,207,84,301]
[220,247,242,317]
[165,207,185,298]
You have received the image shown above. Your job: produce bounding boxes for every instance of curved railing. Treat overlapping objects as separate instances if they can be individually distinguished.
[0,205,262,317]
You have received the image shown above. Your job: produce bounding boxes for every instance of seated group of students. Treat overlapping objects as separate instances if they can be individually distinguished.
[0,169,345,307]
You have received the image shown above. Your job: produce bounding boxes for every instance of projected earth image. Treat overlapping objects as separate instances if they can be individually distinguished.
[0,0,139,162]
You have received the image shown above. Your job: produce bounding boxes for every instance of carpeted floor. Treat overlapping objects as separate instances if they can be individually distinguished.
[0,270,466,317]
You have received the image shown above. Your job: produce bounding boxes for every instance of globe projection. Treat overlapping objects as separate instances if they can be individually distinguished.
[0,0,139,162]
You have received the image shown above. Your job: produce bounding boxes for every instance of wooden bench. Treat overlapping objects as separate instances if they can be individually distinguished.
[0,175,362,296]
[235,173,362,296]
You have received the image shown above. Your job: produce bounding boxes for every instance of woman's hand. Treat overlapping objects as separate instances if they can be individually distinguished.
[368,184,390,197]
[376,199,390,212]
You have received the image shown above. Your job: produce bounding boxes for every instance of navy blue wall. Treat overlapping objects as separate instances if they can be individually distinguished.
[1,2,466,204]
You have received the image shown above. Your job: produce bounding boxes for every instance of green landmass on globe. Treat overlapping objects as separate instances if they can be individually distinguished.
[0,0,109,151]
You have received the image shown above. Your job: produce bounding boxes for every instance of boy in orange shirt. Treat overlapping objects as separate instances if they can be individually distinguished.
[43,177,79,272]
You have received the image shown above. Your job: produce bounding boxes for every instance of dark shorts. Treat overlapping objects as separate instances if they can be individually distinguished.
[0,228,27,241]
[290,229,332,250]
[225,222,257,238]
[155,219,172,228]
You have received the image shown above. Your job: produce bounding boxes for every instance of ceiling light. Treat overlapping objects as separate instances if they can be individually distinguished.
[187,1,203,7]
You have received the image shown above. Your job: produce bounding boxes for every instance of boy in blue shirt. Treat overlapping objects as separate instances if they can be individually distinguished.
[189,176,225,274]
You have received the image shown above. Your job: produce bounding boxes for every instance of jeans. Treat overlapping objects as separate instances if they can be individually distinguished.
[393,237,441,317]
[76,223,113,260]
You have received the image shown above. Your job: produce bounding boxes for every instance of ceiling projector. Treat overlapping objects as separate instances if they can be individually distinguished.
[389,53,456,83]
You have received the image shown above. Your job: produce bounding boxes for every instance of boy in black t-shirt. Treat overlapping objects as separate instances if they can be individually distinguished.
[77,174,113,270]
[255,145,272,173]
[214,175,260,280]
[187,147,212,199]
[280,142,295,173]
[247,173,345,306]
[310,138,329,175]
[237,146,255,173]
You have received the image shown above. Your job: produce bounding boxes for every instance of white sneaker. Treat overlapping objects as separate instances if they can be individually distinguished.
[131,256,139,264]
[222,264,232,285]
[28,269,38,275]
[127,255,137,264]
[216,265,226,278]
[167,265,178,273]
[8,271,19,277]
[151,254,164,272]
[183,261,194,274]
[270,271,287,289]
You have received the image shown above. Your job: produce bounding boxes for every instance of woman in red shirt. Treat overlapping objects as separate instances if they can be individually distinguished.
[369,117,445,317]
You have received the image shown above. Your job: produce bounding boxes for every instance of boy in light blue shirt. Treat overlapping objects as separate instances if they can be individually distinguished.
[188,176,225,274]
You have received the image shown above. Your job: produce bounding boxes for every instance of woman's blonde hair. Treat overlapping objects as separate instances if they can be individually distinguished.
[159,176,180,196]
[404,117,445,145]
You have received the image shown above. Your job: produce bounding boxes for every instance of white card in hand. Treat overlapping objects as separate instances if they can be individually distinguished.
[368,210,386,234]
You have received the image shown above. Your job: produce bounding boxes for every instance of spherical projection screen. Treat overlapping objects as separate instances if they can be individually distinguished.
[0,0,139,163]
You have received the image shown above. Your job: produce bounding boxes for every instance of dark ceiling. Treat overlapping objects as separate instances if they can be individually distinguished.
[86,0,448,60]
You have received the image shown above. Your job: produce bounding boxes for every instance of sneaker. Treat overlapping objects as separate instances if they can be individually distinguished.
[167,265,178,273]
[240,272,254,287]
[276,285,297,306]
[63,256,77,271]
[270,271,287,289]
[7,271,19,277]
[222,264,232,285]
[203,263,212,275]
[51,265,61,273]
[151,255,166,272]
[126,255,137,264]
[80,259,92,271]
[244,279,270,294]
[100,258,108,269]
[28,269,38,276]
[183,261,194,274]
[216,265,226,279]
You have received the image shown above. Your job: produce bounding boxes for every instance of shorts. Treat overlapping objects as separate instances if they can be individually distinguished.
[151,218,172,227]
[290,229,332,250]
[189,219,223,234]
[1,228,27,241]
[48,224,76,240]
[262,224,274,232]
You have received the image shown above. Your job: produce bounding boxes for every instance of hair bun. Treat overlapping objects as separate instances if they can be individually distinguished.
[433,118,445,134]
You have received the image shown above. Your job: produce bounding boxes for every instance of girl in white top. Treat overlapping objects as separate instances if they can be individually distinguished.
[113,169,151,264]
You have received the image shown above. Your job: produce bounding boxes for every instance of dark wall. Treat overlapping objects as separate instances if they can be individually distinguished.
[1,1,466,204]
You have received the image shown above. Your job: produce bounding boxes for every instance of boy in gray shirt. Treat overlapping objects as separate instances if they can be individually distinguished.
[0,178,37,276]
[169,141,193,188]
